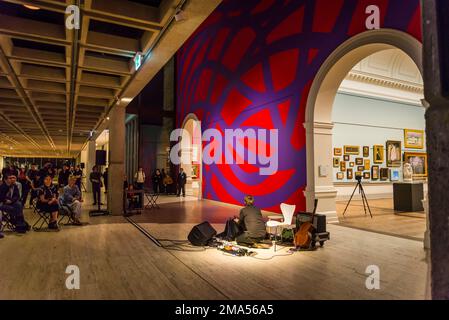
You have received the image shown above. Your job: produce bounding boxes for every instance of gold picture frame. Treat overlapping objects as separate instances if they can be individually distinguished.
[404,129,425,149]
[334,148,342,156]
[386,140,402,167]
[344,146,360,155]
[403,152,428,177]
[333,158,340,168]
[364,159,371,171]
[373,145,384,164]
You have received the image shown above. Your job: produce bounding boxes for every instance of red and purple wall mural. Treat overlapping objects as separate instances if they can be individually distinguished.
[176,0,421,212]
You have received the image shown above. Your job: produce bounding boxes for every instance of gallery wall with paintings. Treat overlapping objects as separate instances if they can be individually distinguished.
[332,92,427,198]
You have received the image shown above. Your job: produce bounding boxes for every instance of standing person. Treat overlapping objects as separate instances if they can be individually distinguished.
[27,163,40,206]
[103,167,108,194]
[37,175,59,230]
[177,168,187,197]
[163,172,174,195]
[134,167,146,190]
[58,163,71,189]
[151,169,162,194]
[160,169,167,194]
[89,165,103,206]
[2,164,11,182]
[18,167,30,207]
[10,165,18,179]
[73,165,83,196]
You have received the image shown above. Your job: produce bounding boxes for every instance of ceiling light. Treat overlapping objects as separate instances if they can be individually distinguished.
[24,4,40,10]
[106,117,110,120]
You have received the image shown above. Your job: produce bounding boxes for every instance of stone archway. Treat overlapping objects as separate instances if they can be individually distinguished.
[304,29,423,223]
[181,113,203,199]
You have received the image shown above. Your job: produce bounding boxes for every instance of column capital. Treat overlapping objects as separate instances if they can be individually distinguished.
[303,121,334,135]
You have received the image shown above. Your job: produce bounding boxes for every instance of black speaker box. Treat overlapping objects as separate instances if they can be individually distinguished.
[188,221,217,246]
[296,213,327,233]
[96,150,107,166]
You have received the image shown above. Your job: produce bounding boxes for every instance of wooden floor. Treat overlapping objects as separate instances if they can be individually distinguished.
[336,198,426,241]
[0,194,428,300]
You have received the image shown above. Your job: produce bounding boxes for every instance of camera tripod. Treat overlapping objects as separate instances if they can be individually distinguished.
[342,177,373,218]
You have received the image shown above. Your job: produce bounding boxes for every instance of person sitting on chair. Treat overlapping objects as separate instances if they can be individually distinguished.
[0,174,30,234]
[37,175,60,230]
[61,176,83,226]
[233,195,267,246]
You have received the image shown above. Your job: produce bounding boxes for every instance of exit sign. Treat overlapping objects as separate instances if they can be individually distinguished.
[133,52,142,71]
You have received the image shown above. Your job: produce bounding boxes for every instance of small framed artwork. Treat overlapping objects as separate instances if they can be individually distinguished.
[340,161,347,171]
[373,145,384,164]
[336,172,344,180]
[404,129,425,149]
[371,165,380,180]
[349,162,355,168]
[357,166,365,172]
[391,169,401,181]
[333,158,340,168]
[363,146,370,157]
[403,152,428,177]
[363,172,371,180]
[364,159,371,171]
[334,148,342,156]
[380,168,390,181]
[355,158,363,165]
[347,169,353,180]
[386,140,402,167]
[344,146,360,155]
[343,155,350,161]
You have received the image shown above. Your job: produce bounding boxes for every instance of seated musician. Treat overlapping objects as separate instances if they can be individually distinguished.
[127,184,140,209]
[233,195,267,245]
[37,175,60,230]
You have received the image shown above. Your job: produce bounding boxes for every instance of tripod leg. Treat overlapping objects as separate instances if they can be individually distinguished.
[343,183,359,216]
[360,185,373,218]
[360,185,367,216]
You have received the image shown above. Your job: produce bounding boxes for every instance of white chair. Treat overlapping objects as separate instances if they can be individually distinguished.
[266,203,296,251]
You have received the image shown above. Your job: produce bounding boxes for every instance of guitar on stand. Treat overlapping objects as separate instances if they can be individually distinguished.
[294,199,318,250]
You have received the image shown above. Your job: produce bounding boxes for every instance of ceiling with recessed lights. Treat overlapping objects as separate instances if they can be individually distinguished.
[0,0,184,157]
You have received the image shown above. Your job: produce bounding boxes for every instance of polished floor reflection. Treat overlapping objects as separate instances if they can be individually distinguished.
[0,194,428,300]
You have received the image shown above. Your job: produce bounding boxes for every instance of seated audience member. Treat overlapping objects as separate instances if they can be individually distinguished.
[61,176,83,226]
[0,174,30,233]
[37,175,60,230]
[233,195,267,246]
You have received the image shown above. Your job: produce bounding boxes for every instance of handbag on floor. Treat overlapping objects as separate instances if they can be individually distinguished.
[216,218,243,241]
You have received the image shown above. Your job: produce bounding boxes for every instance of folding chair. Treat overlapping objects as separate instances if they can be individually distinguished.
[1,210,15,232]
[58,198,75,225]
[31,199,50,231]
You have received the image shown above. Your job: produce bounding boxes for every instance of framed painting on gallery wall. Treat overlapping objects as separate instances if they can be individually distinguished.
[373,145,384,164]
[334,148,342,156]
[357,166,365,172]
[404,129,425,149]
[391,169,401,182]
[404,152,428,177]
[363,146,370,157]
[363,172,371,180]
[336,172,344,180]
[349,162,355,168]
[364,159,370,171]
[371,165,380,180]
[344,146,360,155]
[386,140,402,167]
[343,155,350,161]
[347,169,353,180]
[355,158,363,166]
[340,161,346,172]
[333,158,340,168]
[380,168,390,181]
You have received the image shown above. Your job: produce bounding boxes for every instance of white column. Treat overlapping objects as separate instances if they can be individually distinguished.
[304,121,338,223]
[107,104,126,216]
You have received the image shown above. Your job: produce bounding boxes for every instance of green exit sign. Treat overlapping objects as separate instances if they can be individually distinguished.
[134,52,142,71]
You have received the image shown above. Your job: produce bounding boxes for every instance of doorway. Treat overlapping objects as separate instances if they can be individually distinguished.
[181,114,202,199]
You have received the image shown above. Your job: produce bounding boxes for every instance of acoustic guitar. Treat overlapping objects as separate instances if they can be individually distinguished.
[294,199,318,249]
